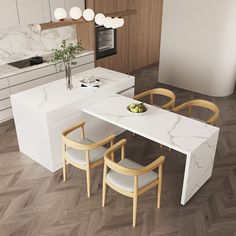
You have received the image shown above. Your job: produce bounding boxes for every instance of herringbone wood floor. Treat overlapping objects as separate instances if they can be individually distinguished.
[0,65,236,235]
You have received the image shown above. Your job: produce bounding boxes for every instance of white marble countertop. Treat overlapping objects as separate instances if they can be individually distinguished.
[10,67,134,114]
[83,94,219,154]
[0,50,94,79]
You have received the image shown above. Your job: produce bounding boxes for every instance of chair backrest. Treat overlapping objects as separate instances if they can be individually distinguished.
[62,121,116,152]
[172,99,219,126]
[133,88,176,109]
[61,121,98,151]
[104,139,165,176]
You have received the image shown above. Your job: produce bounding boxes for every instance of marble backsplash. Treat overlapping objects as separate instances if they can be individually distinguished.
[0,25,77,66]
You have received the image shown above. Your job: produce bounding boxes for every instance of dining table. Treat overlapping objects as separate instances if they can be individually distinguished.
[83,94,220,205]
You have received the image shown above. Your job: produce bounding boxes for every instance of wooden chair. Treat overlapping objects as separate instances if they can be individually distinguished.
[172,99,219,126]
[61,121,115,198]
[134,88,175,151]
[102,139,165,227]
[133,88,176,109]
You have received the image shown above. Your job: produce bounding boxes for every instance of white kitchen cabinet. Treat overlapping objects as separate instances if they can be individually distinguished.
[0,98,11,111]
[0,0,19,29]
[10,74,58,95]
[65,0,85,13]
[0,108,13,123]
[50,0,85,21]
[17,0,51,25]
[8,66,56,86]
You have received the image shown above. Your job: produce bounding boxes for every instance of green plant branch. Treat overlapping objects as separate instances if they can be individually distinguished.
[50,39,84,65]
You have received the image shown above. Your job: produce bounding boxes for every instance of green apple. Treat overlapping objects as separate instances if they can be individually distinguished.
[130,106,139,113]
[129,103,136,109]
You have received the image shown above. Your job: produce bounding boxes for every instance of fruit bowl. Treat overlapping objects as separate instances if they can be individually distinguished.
[127,103,147,113]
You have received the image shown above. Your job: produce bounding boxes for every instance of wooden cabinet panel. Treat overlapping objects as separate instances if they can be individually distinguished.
[91,0,163,73]
[17,0,51,24]
[96,16,129,74]
[0,0,19,29]
[94,0,128,14]
[128,0,163,71]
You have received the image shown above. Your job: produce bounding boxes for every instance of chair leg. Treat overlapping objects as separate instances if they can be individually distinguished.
[102,164,108,207]
[63,158,67,182]
[102,181,107,207]
[157,183,162,209]
[133,195,138,227]
[86,167,91,198]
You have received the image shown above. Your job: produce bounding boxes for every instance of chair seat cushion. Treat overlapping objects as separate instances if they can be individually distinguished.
[106,158,158,192]
[65,138,107,166]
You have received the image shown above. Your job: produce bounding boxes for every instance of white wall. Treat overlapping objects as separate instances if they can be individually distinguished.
[159,0,236,97]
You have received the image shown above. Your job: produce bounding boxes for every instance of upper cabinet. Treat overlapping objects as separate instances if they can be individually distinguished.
[0,0,19,29]
[50,0,85,21]
[17,0,51,25]
[0,0,85,28]
[94,0,128,14]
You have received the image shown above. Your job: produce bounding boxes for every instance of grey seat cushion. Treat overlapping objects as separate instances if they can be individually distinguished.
[65,138,107,166]
[107,158,158,192]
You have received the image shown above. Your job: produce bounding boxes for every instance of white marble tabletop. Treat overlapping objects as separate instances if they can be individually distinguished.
[83,94,219,154]
[10,67,134,114]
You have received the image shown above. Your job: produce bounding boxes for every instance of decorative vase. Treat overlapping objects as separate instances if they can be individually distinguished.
[65,62,73,89]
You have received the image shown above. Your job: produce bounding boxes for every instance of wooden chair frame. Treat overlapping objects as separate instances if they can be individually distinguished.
[102,139,165,227]
[134,88,175,151]
[133,88,176,109]
[61,121,115,198]
[172,99,219,126]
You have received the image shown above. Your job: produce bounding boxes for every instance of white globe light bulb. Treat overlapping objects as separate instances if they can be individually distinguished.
[117,18,125,28]
[54,8,67,21]
[70,7,82,20]
[111,17,120,29]
[83,9,95,21]
[95,13,105,26]
[103,17,112,28]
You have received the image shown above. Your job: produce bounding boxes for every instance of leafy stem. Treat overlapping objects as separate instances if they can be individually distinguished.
[50,39,84,66]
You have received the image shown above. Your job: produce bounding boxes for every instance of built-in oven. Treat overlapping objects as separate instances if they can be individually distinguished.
[95,25,117,60]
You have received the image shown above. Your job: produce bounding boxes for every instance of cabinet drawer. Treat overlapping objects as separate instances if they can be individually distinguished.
[8,65,56,86]
[71,54,94,68]
[10,74,57,94]
[0,78,9,89]
[0,88,10,100]
[0,108,12,122]
[0,98,11,110]
[56,62,95,79]
[55,54,94,72]
[72,62,95,74]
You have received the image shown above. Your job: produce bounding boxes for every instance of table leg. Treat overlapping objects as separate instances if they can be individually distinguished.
[181,130,219,205]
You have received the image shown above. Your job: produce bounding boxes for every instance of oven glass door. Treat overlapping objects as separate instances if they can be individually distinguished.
[96,26,117,59]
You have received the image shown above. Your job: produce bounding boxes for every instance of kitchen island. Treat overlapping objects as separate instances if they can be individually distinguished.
[11,67,134,172]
